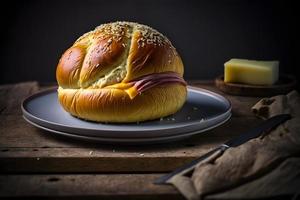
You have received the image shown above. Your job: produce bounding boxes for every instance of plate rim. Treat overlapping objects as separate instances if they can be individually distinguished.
[23,113,231,143]
[21,86,232,133]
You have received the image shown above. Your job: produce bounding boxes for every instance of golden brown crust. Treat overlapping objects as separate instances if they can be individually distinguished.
[123,30,183,82]
[56,46,86,88]
[79,25,132,87]
[56,21,186,122]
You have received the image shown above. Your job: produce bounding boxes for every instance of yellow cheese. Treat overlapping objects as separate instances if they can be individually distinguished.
[106,82,138,99]
[125,87,139,99]
[224,59,279,85]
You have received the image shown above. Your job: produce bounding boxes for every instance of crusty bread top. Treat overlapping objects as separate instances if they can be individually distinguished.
[56,22,184,89]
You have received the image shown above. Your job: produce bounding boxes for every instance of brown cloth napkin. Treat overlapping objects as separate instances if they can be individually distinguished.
[169,91,300,200]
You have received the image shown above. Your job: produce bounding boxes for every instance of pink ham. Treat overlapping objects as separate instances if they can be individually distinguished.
[130,72,186,94]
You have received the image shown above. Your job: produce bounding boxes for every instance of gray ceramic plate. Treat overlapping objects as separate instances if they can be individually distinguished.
[22,86,231,142]
[23,114,231,144]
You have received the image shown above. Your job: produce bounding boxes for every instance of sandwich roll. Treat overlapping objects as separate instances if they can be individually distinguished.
[56,21,187,123]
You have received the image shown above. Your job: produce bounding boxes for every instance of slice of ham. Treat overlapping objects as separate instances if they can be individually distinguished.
[131,72,187,94]
[105,72,187,99]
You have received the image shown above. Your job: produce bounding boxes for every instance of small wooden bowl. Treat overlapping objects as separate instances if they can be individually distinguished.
[215,74,297,97]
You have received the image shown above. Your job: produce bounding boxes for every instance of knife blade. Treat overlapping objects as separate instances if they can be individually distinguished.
[154,114,291,185]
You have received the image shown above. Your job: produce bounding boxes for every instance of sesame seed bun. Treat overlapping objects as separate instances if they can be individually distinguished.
[56,21,186,123]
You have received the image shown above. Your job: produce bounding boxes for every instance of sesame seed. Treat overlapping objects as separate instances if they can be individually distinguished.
[76,21,175,50]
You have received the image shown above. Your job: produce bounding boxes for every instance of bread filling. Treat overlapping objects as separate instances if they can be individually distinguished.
[90,64,127,89]
[86,27,135,89]
[106,71,186,99]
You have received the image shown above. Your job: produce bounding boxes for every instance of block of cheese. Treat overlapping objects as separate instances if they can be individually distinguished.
[224,59,279,85]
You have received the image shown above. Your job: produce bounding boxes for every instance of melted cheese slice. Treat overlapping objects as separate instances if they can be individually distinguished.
[106,83,138,99]
[224,59,279,85]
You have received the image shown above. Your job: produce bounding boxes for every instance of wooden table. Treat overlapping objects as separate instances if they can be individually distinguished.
[0,81,263,199]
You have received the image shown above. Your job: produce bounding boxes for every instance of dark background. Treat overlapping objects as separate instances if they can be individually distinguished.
[1,0,298,84]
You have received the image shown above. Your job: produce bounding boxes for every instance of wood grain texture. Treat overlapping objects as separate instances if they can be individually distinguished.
[0,174,183,199]
[0,116,262,173]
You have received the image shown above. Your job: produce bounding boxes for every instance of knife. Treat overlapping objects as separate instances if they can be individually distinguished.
[154,114,291,185]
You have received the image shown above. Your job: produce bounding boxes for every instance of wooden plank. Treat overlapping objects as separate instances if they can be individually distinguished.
[0,174,183,199]
[0,117,262,173]
[0,115,78,148]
